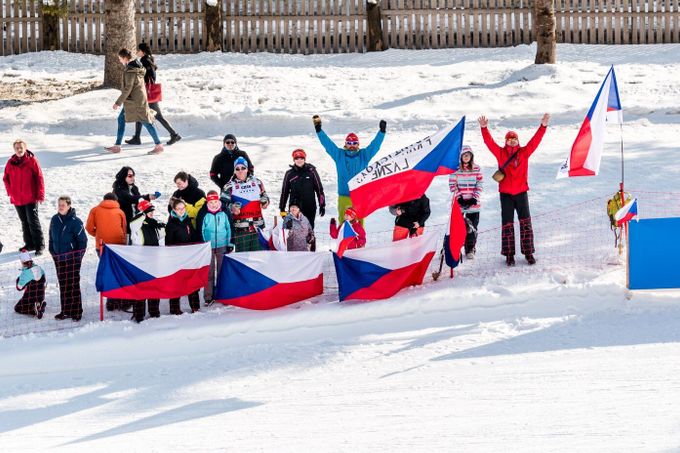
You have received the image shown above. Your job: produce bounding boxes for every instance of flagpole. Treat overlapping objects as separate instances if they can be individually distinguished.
[618,121,626,255]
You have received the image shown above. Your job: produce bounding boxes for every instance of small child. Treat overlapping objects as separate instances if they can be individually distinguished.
[15,251,47,319]
[330,207,366,251]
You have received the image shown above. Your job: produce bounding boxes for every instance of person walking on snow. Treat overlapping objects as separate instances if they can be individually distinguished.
[125,42,182,147]
[14,250,47,319]
[3,139,45,254]
[329,207,366,250]
[282,202,315,252]
[478,113,550,266]
[195,190,232,306]
[389,194,431,242]
[129,198,165,322]
[221,157,270,252]
[209,134,254,191]
[313,115,386,224]
[449,145,483,259]
[106,48,164,155]
[49,195,87,321]
[279,148,326,229]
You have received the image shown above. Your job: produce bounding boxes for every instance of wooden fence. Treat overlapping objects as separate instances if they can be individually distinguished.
[2,0,680,56]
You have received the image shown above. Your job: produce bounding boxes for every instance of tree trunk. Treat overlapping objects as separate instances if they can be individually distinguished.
[533,0,556,64]
[42,14,60,51]
[366,1,385,52]
[204,3,222,51]
[103,0,137,89]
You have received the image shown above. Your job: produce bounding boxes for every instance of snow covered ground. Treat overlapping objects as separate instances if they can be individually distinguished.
[1,44,680,451]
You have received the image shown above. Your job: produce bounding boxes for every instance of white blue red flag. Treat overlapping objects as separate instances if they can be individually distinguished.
[614,198,638,226]
[336,221,359,257]
[557,66,622,179]
[443,197,467,268]
[333,232,438,301]
[95,243,211,299]
[214,251,325,309]
[348,118,465,218]
[257,223,287,251]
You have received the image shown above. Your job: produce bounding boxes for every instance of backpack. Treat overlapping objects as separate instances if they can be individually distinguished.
[606,191,631,229]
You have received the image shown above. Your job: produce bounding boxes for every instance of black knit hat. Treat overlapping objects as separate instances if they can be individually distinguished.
[223,134,237,143]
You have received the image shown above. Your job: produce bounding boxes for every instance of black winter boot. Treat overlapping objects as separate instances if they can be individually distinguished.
[125,136,141,145]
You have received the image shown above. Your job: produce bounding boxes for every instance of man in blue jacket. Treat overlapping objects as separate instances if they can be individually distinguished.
[313,115,386,224]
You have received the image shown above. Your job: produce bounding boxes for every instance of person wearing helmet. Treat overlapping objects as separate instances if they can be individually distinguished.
[449,145,483,259]
[279,148,325,230]
[312,115,386,224]
[478,113,550,266]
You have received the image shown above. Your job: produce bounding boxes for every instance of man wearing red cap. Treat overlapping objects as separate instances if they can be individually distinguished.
[478,113,550,266]
[279,148,325,233]
[312,115,386,223]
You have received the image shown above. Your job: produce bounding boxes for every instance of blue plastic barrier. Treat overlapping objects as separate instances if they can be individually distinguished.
[628,217,680,290]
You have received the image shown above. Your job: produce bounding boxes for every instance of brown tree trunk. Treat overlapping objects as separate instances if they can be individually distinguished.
[366,1,384,52]
[42,14,60,51]
[533,0,556,64]
[103,0,137,89]
[204,3,222,51]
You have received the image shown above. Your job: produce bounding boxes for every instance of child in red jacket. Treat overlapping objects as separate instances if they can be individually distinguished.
[330,207,366,251]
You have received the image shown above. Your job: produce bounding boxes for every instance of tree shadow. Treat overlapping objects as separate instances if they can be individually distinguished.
[431,308,680,363]
[61,398,262,445]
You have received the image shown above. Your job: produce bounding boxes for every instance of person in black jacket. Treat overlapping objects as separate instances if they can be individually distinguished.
[170,171,206,225]
[209,134,254,191]
[165,197,200,314]
[49,195,88,321]
[278,149,325,229]
[125,42,182,146]
[112,166,159,233]
[389,194,431,241]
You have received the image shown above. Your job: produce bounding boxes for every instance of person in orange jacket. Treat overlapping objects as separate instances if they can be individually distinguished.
[85,192,127,254]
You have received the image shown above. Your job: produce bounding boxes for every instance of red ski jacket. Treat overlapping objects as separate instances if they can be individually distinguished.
[3,150,45,206]
[481,125,547,195]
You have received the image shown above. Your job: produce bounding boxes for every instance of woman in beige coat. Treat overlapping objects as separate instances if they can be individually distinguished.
[106,48,163,155]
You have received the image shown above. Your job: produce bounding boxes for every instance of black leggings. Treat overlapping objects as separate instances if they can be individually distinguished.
[134,102,177,137]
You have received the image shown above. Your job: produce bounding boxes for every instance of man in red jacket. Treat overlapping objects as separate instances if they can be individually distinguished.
[3,139,45,254]
[479,113,550,267]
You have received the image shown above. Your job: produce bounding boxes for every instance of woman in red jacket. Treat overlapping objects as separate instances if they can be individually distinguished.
[3,139,45,254]
[478,113,550,266]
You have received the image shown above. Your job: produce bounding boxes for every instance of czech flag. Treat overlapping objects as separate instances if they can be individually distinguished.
[336,221,359,258]
[557,66,622,179]
[333,232,438,301]
[214,251,325,309]
[95,243,211,299]
[348,118,465,218]
[257,223,287,251]
[614,198,638,226]
[443,197,467,268]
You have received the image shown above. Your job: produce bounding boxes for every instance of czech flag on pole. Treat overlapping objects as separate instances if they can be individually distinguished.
[614,198,638,226]
[95,243,211,299]
[333,232,438,301]
[214,251,325,309]
[348,118,465,218]
[557,66,622,179]
[336,221,359,258]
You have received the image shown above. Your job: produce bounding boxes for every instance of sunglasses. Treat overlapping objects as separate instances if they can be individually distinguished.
[294,156,305,160]
[235,166,247,171]
[224,141,236,145]
[506,136,518,141]
[346,141,359,146]
[126,174,135,178]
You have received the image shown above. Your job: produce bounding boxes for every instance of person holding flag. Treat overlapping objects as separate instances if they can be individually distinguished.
[449,145,483,259]
[330,207,366,256]
[313,115,386,224]
[478,113,550,266]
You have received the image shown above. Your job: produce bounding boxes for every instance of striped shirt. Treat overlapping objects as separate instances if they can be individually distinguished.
[449,164,483,213]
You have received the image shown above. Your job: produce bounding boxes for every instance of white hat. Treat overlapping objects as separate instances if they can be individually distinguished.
[19,251,32,263]
[461,145,473,155]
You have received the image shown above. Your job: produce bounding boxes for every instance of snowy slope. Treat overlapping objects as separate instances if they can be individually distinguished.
[0,44,679,451]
